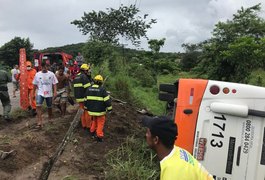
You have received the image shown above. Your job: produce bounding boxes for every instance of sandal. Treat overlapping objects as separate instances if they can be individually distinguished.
[34,124,43,130]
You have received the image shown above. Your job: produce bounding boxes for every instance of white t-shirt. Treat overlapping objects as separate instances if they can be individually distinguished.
[33,71,58,97]
[11,69,20,82]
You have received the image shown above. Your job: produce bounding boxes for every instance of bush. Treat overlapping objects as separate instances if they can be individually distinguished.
[108,73,133,103]
[129,64,156,87]
[105,136,159,180]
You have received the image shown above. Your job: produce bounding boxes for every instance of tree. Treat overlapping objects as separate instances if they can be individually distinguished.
[148,38,166,54]
[180,43,201,71]
[82,40,113,66]
[195,4,265,82]
[0,37,33,67]
[71,4,156,46]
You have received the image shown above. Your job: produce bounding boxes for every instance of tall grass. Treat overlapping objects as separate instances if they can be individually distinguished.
[248,69,265,87]
[132,86,166,115]
[105,136,160,180]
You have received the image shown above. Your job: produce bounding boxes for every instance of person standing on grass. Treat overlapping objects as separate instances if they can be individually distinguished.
[33,62,58,128]
[25,61,37,116]
[55,65,69,116]
[85,75,112,142]
[10,65,20,98]
[142,116,214,180]
[0,69,12,121]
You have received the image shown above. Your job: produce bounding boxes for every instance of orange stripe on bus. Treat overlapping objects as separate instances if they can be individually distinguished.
[174,79,208,154]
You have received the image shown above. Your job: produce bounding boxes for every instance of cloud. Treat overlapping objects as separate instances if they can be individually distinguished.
[0,0,264,52]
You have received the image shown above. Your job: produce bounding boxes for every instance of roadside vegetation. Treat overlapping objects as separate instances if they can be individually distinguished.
[0,3,265,179]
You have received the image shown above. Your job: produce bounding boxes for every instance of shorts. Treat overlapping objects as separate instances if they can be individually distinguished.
[54,92,68,104]
[12,81,19,91]
[36,95,53,108]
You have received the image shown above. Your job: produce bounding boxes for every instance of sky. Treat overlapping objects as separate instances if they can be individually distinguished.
[0,0,264,52]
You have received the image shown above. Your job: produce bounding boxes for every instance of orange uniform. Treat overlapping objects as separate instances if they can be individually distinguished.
[26,61,37,110]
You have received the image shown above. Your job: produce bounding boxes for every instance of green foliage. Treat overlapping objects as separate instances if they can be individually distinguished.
[155,58,180,75]
[247,69,265,87]
[148,38,166,54]
[106,136,159,180]
[11,108,30,120]
[108,73,133,102]
[220,36,262,82]
[195,4,265,83]
[82,41,113,66]
[180,43,201,71]
[129,64,156,87]
[0,61,10,71]
[132,86,166,115]
[71,4,156,46]
[0,37,33,67]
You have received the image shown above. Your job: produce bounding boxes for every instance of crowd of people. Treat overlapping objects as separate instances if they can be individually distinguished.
[1,53,215,178]
[0,52,112,143]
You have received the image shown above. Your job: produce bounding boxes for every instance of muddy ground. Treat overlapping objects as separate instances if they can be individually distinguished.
[0,101,144,180]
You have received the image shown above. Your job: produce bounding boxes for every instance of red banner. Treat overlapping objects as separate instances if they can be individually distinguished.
[19,48,29,110]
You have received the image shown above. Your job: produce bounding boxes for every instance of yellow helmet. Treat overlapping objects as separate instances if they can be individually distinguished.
[80,63,89,71]
[94,75,103,82]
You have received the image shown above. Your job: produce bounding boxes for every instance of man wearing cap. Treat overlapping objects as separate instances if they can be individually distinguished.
[142,116,213,180]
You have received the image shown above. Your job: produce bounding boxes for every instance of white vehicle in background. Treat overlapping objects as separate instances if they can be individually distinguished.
[159,78,265,180]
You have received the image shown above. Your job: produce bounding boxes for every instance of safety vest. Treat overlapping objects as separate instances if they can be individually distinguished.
[73,72,91,102]
[84,84,112,116]
[160,146,213,180]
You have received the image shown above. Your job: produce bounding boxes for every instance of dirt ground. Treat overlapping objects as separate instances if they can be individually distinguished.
[0,100,144,180]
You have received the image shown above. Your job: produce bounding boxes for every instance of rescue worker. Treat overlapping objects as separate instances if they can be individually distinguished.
[142,116,214,180]
[73,63,93,131]
[26,61,37,116]
[85,75,112,142]
[0,69,12,121]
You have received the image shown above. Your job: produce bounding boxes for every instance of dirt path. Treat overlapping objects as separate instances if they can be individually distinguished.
[0,101,143,180]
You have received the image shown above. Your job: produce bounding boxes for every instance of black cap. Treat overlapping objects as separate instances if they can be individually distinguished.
[142,116,178,147]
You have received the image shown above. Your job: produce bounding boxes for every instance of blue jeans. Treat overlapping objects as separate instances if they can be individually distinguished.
[36,95,53,108]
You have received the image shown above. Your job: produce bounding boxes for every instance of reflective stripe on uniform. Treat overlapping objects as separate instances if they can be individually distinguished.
[86,96,104,101]
[88,111,106,116]
[74,83,83,87]
[103,95,110,101]
[76,98,85,102]
[107,106,112,110]
[84,83,91,88]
